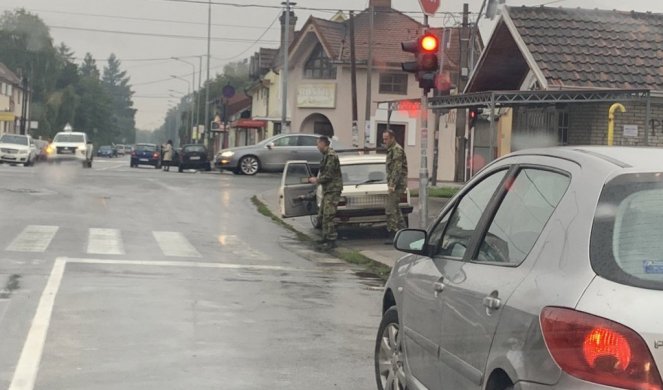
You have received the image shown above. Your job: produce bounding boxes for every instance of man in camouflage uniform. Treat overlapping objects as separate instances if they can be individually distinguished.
[308,136,342,251]
[383,129,408,244]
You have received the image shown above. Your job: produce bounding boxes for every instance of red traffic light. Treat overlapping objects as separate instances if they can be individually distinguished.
[420,34,439,52]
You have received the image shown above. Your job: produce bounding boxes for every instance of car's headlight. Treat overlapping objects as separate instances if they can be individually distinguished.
[220,151,234,158]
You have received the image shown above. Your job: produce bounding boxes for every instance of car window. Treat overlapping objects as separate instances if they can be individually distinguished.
[591,173,663,290]
[476,169,570,264]
[273,136,297,147]
[184,145,206,153]
[341,163,386,184]
[436,170,507,259]
[298,136,318,147]
[284,163,311,186]
[0,135,28,145]
[135,145,156,152]
[54,134,85,143]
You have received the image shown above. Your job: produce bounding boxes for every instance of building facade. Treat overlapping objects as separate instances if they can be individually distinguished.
[0,63,28,134]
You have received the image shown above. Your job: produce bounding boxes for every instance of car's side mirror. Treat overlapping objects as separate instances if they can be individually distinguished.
[394,229,428,255]
[266,142,274,150]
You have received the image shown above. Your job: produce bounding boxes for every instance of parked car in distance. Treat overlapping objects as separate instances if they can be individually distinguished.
[130,143,161,168]
[115,144,126,156]
[97,145,117,158]
[0,133,37,166]
[375,146,663,390]
[179,144,211,172]
[279,155,413,229]
[215,133,342,176]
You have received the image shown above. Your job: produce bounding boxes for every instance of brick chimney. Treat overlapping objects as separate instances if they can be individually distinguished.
[369,0,391,8]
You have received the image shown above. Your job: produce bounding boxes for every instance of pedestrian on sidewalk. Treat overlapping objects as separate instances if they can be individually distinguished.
[308,136,342,251]
[383,129,408,245]
[162,140,173,172]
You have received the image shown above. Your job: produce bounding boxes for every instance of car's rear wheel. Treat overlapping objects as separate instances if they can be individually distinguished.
[239,156,259,175]
[375,307,406,390]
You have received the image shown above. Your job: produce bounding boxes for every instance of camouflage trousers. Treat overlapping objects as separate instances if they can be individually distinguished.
[320,192,341,241]
[385,190,406,233]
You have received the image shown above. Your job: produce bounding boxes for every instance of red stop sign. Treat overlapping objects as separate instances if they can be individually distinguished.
[418,0,441,15]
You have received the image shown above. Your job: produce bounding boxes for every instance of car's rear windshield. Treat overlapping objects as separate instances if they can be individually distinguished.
[591,172,663,290]
[0,134,28,145]
[100,145,112,150]
[135,144,156,151]
[184,145,206,153]
[342,163,387,184]
[54,134,85,143]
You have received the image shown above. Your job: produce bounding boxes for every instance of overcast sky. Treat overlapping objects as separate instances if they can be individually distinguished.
[2,0,662,130]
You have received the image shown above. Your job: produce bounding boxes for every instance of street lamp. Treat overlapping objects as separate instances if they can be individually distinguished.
[171,75,193,143]
[171,57,198,127]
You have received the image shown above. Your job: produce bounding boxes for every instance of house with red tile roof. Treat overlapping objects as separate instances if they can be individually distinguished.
[458,5,663,178]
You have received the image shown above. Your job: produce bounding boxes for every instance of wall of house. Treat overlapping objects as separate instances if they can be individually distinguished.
[567,99,663,147]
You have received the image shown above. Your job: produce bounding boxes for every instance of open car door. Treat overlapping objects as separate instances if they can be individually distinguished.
[279,161,319,218]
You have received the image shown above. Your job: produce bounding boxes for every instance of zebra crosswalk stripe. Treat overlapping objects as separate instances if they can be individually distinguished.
[152,231,201,258]
[6,226,59,253]
[87,228,124,255]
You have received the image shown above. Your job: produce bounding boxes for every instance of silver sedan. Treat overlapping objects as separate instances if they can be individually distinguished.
[377,146,663,390]
[215,133,327,175]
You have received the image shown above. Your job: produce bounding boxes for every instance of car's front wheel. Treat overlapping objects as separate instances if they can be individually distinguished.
[375,307,406,390]
[239,155,260,175]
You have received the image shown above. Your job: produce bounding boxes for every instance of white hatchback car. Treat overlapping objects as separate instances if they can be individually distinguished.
[279,154,413,228]
[0,133,37,166]
[47,131,94,168]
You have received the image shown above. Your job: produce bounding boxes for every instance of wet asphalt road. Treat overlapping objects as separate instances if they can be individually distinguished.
[0,157,382,390]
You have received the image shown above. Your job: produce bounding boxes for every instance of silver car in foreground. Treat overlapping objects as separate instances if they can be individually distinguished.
[377,147,663,390]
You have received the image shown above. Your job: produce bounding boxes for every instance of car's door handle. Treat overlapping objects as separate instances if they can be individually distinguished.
[483,296,501,311]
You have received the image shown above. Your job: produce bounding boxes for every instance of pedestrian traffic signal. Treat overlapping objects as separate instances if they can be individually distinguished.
[401,32,440,93]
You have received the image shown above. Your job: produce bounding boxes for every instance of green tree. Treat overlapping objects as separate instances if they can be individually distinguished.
[102,54,136,144]
[74,54,112,146]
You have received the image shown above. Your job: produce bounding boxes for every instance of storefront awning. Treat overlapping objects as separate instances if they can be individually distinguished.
[232,119,267,129]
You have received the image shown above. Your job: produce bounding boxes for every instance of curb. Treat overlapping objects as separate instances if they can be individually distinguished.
[251,194,393,280]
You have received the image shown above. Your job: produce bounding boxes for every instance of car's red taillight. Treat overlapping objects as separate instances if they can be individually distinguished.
[540,307,662,390]
[153,152,159,159]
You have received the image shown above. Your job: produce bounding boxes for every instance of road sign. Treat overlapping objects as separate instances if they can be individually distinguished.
[418,0,441,16]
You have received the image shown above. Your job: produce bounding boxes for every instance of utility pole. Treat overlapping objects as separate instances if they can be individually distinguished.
[469,0,487,73]
[419,15,430,228]
[196,55,202,142]
[364,4,374,147]
[349,11,359,148]
[204,0,212,146]
[281,0,292,134]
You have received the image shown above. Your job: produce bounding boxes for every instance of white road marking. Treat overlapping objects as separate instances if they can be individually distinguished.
[9,258,66,390]
[87,228,124,255]
[9,257,311,390]
[6,226,59,252]
[218,234,267,260]
[152,231,201,258]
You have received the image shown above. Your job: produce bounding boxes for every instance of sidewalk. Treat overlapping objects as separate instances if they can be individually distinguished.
[257,189,450,268]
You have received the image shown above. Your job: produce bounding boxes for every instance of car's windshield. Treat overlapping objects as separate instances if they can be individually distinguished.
[184,145,206,153]
[592,173,663,290]
[53,134,85,143]
[100,145,112,151]
[341,163,387,184]
[0,135,28,145]
[135,144,156,152]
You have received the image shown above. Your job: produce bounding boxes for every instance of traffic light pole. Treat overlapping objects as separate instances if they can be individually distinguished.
[419,15,430,229]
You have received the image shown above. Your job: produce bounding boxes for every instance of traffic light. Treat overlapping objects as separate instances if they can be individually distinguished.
[401,32,440,93]
[468,108,482,128]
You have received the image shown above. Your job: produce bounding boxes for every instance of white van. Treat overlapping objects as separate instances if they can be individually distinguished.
[47,131,94,168]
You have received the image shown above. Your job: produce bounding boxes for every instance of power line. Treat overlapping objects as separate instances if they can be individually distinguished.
[2,7,280,30]
[48,25,279,43]
[72,55,204,63]
[158,0,474,16]
[213,12,280,61]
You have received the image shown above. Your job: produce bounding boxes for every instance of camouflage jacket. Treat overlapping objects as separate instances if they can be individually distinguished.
[318,148,343,194]
[386,142,408,190]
